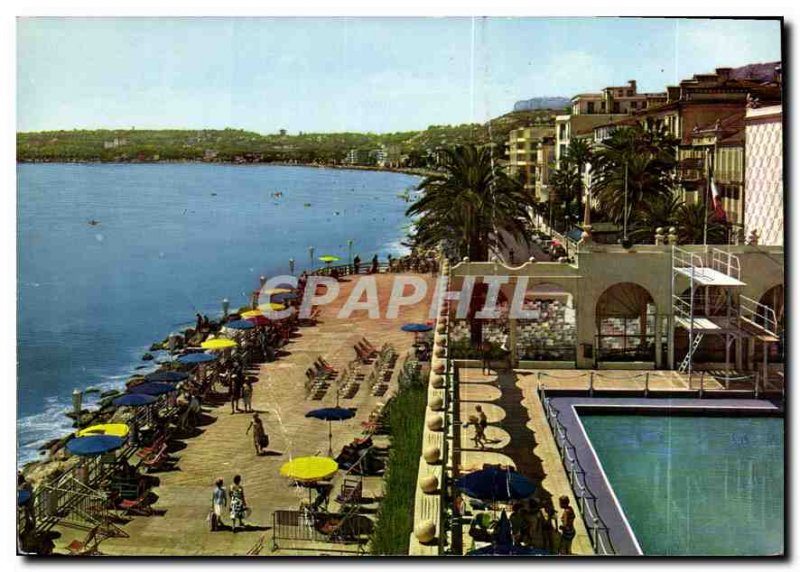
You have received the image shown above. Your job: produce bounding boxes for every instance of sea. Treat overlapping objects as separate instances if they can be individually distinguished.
[17,163,420,466]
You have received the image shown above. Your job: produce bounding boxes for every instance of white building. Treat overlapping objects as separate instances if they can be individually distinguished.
[744,105,783,245]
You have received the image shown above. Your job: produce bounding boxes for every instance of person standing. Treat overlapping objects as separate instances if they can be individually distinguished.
[353,255,361,275]
[370,254,379,274]
[558,495,576,555]
[210,478,228,531]
[246,413,268,455]
[229,475,248,533]
[230,369,243,414]
[241,379,253,413]
[480,339,493,375]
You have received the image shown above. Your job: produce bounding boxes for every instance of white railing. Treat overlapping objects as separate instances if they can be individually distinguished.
[538,385,616,555]
[711,248,741,281]
[672,246,705,273]
[739,296,779,337]
[672,295,693,323]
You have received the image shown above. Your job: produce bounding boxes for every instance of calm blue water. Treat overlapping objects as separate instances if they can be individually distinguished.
[581,414,784,556]
[17,163,419,464]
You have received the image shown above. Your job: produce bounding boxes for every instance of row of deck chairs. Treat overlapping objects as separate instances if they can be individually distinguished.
[367,345,397,397]
[336,360,363,400]
[304,357,337,400]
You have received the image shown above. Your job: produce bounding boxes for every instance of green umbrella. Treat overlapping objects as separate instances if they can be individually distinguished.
[319,255,341,264]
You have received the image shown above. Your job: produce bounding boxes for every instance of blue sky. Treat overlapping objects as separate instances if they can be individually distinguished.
[17,17,781,133]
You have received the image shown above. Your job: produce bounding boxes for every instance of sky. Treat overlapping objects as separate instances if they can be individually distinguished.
[16,17,782,134]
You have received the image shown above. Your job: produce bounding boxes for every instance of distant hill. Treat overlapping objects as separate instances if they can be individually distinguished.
[17,109,559,165]
[730,61,781,83]
[513,97,570,112]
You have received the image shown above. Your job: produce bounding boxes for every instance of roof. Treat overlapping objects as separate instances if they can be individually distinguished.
[691,112,745,146]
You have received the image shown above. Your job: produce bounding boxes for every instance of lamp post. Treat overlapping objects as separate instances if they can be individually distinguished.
[308,246,315,271]
[348,239,354,267]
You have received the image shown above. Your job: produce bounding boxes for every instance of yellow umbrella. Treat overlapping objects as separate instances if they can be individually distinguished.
[77,423,130,438]
[241,310,263,319]
[201,338,238,350]
[256,303,287,312]
[280,456,339,482]
[262,287,292,296]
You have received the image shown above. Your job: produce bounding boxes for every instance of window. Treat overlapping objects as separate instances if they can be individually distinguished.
[627,89,634,97]
[613,102,620,113]
[587,101,595,114]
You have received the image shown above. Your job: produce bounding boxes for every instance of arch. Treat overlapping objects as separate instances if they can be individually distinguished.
[516,282,576,362]
[595,282,656,362]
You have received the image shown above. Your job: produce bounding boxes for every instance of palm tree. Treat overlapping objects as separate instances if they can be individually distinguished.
[564,138,593,217]
[406,144,534,260]
[593,124,679,232]
[629,194,683,244]
[675,202,727,244]
[549,165,581,232]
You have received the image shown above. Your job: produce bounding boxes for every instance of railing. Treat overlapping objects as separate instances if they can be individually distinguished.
[538,384,616,555]
[739,295,779,337]
[271,509,369,554]
[710,248,741,281]
[672,246,705,274]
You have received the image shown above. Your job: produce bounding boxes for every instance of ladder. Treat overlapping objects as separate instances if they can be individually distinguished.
[678,334,704,373]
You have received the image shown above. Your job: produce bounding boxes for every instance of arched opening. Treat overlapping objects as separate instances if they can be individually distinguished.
[448,279,511,359]
[516,283,576,363]
[596,283,656,362]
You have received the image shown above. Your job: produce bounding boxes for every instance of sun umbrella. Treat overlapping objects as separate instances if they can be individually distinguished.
[177,353,217,365]
[112,393,158,407]
[280,456,339,483]
[257,303,287,312]
[201,338,238,350]
[402,323,433,333]
[262,287,293,296]
[225,319,256,330]
[245,314,270,327]
[66,435,125,457]
[145,370,189,383]
[77,423,130,438]
[319,255,341,264]
[18,490,31,506]
[271,292,298,303]
[128,382,177,396]
[306,407,356,456]
[456,466,536,502]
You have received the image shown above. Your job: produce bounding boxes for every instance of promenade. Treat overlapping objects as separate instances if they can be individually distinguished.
[53,273,434,556]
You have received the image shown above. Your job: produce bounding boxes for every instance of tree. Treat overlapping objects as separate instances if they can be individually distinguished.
[675,202,728,245]
[549,165,581,231]
[563,138,593,217]
[629,194,683,244]
[406,144,534,261]
[592,124,679,230]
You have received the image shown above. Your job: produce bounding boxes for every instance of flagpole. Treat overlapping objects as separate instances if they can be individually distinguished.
[703,147,710,246]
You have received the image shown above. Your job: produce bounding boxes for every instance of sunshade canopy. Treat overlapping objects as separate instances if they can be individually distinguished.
[77,423,130,438]
[280,456,339,482]
[112,394,158,407]
[225,319,256,330]
[455,466,536,501]
[201,338,238,350]
[305,407,356,421]
[145,370,189,383]
[177,353,217,365]
[128,382,177,396]
[401,323,433,333]
[66,435,125,457]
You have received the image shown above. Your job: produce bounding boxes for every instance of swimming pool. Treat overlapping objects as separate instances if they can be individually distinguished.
[580,412,784,556]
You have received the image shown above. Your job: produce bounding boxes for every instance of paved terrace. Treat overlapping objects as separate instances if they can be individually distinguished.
[53,273,435,556]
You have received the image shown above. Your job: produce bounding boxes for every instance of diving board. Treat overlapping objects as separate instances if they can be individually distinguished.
[672,266,745,287]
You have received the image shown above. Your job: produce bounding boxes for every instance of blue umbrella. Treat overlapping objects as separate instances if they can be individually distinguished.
[225,319,256,330]
[128,382,177,396]
[177,353,217,365]
[66,435,125,457]
[401,323,433,333]
[145,370,189,383]
[112,394,158,407]
[456,466,536,502]
[272,292,298,302]
[306,407,356,456]
[18,490,31,506]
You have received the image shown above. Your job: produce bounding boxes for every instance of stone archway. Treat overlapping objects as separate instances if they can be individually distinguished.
[595,282,656,362]
[516,283,577,363]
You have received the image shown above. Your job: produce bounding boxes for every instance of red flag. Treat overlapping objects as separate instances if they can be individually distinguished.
[710,178,727,222]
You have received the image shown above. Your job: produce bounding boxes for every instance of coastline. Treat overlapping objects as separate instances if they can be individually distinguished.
[16,158,438,179]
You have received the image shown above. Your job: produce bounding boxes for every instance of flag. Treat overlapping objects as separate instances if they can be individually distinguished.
[710,177,727,222]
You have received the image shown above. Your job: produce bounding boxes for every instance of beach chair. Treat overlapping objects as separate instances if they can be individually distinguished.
[140,444,172,473]
[66,526,102,556]
[353,345,374,364]
[116,493,157,516]
[336,478,363,506]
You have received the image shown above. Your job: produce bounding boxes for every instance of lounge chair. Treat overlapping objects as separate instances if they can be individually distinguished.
[116,494,156,516]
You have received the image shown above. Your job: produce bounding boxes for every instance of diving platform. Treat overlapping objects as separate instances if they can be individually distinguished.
[672,266,745,287]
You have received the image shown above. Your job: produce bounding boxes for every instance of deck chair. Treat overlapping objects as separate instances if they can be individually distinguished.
[246,535,265,556]
[116,493,157,516]
[66,526,102,556]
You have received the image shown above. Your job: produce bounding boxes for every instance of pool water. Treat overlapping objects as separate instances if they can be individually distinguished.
[580,414,784,556]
